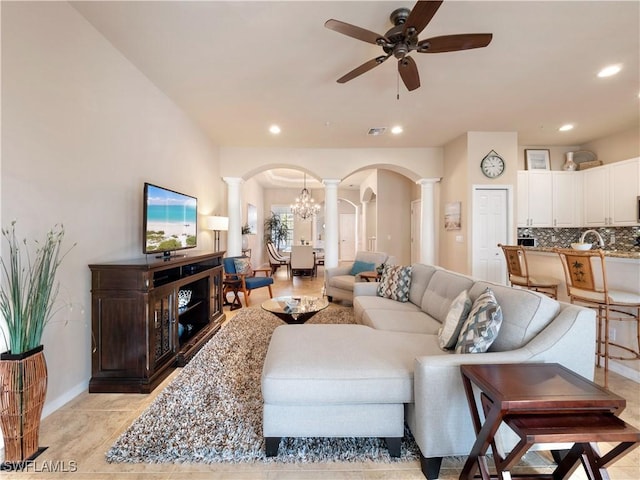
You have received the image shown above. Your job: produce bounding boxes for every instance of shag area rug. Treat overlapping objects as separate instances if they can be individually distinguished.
[106,305,421,464]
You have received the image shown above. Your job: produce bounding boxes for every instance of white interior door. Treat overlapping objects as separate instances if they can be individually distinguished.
[472,188,508,283]
[339,213,356,261]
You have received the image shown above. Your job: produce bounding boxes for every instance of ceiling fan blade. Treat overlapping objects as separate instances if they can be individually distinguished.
[325,19,387,45]
[403,1,443,37]
[398,56,420,91]
[417,33,493,53]
[337,55,390,83]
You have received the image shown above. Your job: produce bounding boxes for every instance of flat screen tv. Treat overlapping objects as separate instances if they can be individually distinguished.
[143,183,197,257]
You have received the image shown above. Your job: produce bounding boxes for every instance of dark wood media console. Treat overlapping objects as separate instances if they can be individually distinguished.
[89,251,225,393]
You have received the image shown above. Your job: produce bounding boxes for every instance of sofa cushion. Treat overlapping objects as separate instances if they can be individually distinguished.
[363,309,441,334]
[438,289,472,350]
[350,260,376,276]
[455,288,503,353]
[408,264,438,306]
[421,270,475,323]
[469,281,560,351]
[354,294,422,316]
[262,324,438,404]
[377,265,412,302]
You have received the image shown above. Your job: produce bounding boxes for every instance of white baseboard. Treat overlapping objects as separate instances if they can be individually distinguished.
[609,360,640,383]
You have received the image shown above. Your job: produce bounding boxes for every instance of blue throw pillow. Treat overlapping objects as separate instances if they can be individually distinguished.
[350,260,376,276]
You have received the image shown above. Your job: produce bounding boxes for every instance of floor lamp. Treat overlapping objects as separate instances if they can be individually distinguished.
[207,216,229,252]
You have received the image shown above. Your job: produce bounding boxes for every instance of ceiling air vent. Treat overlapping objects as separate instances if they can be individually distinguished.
[367,127,387,136]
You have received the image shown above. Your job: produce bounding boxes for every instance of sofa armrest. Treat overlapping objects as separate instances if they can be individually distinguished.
[353,282,379,297]
[324,265,352,281]
[410,303,596,459]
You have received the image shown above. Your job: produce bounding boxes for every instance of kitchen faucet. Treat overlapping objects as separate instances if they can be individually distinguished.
[579,229,605,248]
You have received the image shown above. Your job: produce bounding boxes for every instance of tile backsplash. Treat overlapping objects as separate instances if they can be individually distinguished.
[518,226,640,251]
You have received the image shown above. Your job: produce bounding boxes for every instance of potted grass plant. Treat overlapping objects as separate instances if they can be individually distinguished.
[0,221,73,465]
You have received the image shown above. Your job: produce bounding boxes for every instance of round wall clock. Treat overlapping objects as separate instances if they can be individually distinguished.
[481,150,505,178]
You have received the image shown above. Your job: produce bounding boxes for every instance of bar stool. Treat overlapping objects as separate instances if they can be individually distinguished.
[555,248,640,387]
[498,244,558,299]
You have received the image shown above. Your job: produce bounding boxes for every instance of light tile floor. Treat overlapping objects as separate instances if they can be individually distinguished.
[2,267,639,479]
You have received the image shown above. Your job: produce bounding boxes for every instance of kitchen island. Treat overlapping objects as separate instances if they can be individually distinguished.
[523,247,639,382]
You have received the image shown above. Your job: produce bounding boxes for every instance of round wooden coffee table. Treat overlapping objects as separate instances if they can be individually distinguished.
[262,296,329,323]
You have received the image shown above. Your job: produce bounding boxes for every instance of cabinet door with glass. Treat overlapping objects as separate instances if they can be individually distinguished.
[149,283,177,372]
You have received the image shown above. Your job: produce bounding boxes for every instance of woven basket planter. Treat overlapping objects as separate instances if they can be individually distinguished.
[0,345,48,463]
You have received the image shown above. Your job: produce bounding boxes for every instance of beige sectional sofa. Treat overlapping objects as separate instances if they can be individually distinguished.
[262,264,596,479]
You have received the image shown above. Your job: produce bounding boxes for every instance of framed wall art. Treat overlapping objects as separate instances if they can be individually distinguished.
[524,149,551,170]
[444,201,461,231]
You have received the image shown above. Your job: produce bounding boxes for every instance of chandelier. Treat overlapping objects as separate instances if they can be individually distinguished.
[290,173,321,220]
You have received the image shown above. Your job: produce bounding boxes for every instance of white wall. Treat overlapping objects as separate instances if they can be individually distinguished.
[1,2,223,418]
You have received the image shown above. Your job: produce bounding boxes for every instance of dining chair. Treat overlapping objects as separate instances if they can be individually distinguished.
[290,245,316,277]
[555,248,640,387]
[266,241,290,277]
[498,244,558,299]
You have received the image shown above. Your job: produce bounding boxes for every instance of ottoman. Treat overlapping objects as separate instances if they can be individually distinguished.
[261,323,431,456]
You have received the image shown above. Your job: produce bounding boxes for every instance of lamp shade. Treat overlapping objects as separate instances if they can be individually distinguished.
[207,216,229,231]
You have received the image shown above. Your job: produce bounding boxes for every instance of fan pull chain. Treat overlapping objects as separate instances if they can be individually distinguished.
[396,70,400,100]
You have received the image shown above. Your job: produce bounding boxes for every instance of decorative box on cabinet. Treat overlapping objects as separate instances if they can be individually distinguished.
[89,251,225,393]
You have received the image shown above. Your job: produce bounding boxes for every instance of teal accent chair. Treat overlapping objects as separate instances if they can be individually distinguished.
[222,256,274,307]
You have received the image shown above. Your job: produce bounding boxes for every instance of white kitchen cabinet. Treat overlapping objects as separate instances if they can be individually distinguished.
[517,171,553,227]
[583,157,639,226]
[552,171,582,227]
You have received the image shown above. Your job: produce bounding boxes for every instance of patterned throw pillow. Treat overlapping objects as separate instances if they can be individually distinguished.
[233,257,253,277]
[377,265,412,302]
[438,290,472,350]
[455,288,503,353]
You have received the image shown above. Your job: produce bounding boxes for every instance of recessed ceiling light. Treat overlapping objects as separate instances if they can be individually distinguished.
[597,64,622,78]
[269,125,281,135]
[559,124,574,132]
[391,125,403,135]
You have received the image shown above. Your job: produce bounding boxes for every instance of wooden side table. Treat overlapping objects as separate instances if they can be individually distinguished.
[459,363,639,480]
[359,271,381,282]
[222,278,242,310]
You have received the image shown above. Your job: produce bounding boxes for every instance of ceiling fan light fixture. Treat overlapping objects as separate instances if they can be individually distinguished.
[269,124,281,135]
[391,125,403,134]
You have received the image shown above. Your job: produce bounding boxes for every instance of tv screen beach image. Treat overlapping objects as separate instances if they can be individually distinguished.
[145,184,197,253]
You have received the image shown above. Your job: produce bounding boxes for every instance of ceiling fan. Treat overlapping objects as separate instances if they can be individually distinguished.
[324,0,493,91]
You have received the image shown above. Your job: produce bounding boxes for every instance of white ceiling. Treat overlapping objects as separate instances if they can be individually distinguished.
[71,0,639,187]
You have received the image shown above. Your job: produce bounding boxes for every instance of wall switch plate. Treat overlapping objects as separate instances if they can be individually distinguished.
[456,235,463,243]
[610,234,615,245]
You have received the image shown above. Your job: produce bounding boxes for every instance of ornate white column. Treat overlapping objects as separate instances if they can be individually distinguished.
[223,177,244,257]
[417,178,441,265]
[323,179,341,269]
[361,201,368,251]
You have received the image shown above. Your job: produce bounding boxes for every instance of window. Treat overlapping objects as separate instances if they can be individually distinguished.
[271,206,294,250]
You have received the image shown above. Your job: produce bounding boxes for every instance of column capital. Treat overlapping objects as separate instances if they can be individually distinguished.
[416,177,441,186]
[322,179,341,187]
[223,177,244,186]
